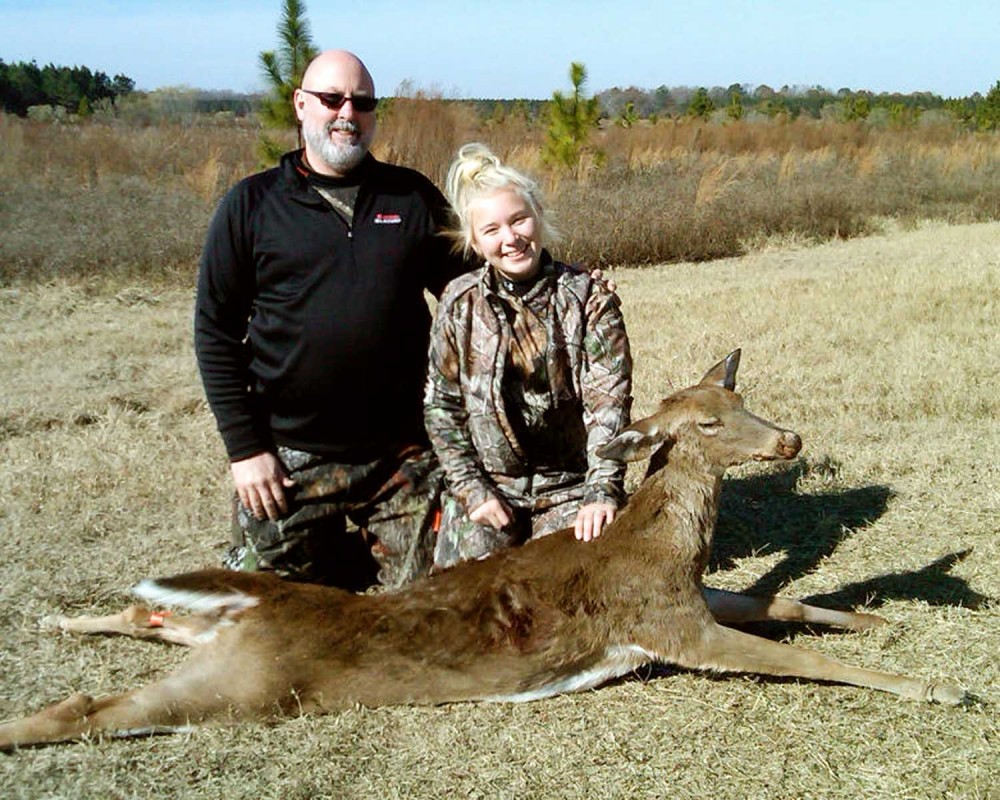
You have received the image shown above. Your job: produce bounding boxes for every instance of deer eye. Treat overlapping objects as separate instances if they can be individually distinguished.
[697,418,722,434]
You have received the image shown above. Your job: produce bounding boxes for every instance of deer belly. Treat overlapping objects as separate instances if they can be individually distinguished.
[483,644,656,703]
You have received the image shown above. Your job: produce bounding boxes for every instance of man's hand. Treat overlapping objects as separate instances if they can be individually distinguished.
[231,452,296,521]
[574,502,616,542]
[470,496,513,531]
[567,263,618,294]
[588,267,617,294]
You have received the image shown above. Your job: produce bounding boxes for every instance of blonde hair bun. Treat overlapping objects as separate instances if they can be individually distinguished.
[444,142,558,257]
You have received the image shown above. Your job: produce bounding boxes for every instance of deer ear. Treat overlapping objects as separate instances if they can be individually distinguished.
[597,421,667,463]
[699,349,741,390]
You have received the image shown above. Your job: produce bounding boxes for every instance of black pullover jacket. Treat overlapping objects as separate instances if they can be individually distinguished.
[195,151,468,462]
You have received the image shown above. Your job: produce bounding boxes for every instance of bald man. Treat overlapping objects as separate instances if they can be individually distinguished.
[195,51,469,589]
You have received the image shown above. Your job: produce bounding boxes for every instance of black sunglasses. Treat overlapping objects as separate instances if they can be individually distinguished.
[300,89,379,113]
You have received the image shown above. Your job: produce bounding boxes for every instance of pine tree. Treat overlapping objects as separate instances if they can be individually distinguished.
[618,101,639,128]
[687,88,714,120]
[976,80,1000,131]
[543,62,601,172]
[258,0,318,162]
[726,92,744,121]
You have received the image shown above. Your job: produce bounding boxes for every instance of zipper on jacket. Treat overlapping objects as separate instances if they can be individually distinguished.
[311,185,355,240]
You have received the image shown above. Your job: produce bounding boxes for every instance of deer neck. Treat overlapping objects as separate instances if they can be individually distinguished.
[622,444,723,559]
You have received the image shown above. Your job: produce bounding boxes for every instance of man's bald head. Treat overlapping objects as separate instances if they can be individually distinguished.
[294,50,377,176]
[301,50,375,97]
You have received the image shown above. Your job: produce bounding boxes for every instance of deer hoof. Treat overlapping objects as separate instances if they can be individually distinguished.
[929,682,967,705]
[39,615,68,632]
[854,612,890,629]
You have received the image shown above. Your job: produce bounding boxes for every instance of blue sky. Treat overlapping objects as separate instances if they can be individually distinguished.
[1,0,997,98]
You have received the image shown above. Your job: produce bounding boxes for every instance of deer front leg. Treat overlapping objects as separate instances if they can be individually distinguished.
[42,605,217,647]
[703,587,888,631]
[675,623,966,704]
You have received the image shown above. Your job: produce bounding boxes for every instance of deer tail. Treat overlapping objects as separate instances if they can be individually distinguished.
[131,568,279,617]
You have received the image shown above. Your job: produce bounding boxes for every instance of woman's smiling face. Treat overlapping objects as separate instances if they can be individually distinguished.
[469,188,543,282]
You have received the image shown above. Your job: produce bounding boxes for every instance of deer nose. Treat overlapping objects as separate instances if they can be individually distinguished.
[777,431,802,459]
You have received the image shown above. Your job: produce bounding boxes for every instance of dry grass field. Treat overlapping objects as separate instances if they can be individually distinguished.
[2,111,998,284]
[0,218,996,797]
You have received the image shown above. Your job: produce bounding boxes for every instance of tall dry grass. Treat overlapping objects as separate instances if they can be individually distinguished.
[0,116,264,285]
[0,221,996,798]
[1,106,997,283]
[550,121,999,266]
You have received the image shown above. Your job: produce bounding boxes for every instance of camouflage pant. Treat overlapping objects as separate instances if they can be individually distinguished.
[432,490,581,570]
[225,445,442,590]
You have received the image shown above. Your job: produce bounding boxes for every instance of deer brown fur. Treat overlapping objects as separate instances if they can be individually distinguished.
[0,351,965,750]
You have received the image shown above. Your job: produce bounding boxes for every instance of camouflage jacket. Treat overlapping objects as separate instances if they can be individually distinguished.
[424,257,632,515]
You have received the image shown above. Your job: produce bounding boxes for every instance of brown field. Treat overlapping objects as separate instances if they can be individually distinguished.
[1,219,997,798]
[2,108,998,284]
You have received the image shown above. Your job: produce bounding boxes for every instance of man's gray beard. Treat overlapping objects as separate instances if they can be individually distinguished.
[303,119,372,174]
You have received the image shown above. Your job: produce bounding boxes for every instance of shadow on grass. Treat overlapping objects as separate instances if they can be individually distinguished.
[801,549,989,611]
[710,461,891,593]
[710,460,991,611]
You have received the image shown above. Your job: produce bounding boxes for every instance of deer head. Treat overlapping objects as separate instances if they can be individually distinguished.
[597,350,802,475]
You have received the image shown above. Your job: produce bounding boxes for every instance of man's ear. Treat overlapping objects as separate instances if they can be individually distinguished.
[292,89,307,122]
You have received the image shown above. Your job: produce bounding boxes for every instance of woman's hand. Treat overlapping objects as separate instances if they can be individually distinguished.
[231,452,296,521]
[574,503,616,542]
[470,496,513,530]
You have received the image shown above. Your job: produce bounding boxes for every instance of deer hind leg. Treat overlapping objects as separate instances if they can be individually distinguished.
[0,689,194,750]
[703,587,887,631]
[672,623,965,705]
[0,685,201,750]
[0,649,282,750]
[41,605,221,647]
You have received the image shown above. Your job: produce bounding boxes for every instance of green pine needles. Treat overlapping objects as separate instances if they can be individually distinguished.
[543,62,602,172]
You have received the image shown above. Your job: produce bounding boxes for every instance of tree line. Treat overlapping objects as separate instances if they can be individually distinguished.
[0,59,135,116]
[544,80,998,130]
[398,80,1000,133]
[3,53,996,134]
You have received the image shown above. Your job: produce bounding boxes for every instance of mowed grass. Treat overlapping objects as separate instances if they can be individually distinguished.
[0,221,997,799]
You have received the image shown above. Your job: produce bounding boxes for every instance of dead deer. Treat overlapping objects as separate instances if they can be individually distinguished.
[0,351,966,750]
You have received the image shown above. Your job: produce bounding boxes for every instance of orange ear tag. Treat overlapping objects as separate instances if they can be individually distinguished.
[148,610,174,627]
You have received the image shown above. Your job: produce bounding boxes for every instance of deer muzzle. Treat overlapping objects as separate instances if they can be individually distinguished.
[776,430,802,459]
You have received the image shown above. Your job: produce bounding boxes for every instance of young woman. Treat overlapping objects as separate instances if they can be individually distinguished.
[425,143,633,569]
